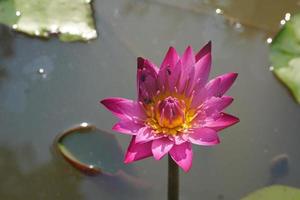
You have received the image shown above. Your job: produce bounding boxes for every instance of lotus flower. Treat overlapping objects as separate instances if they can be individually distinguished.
[101,42,239,172]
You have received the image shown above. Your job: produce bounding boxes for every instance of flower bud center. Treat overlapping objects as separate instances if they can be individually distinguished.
[155,96,186,129]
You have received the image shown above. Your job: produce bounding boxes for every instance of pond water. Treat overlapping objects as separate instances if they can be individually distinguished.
[0,0,300,199]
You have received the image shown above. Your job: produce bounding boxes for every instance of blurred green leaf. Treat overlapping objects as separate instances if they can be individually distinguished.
[241,185,300,200]
[0,0,97,41]
[0,0,18,25]
[270,13,300,103]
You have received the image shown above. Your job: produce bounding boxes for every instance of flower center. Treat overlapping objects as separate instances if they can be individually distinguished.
[155,96,186,129]
[145,94,198,135]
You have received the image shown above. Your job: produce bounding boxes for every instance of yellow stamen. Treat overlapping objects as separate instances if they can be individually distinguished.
[144,93,196,135]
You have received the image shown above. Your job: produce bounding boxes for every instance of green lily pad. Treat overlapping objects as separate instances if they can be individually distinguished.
[270,13,300,103]
[0,0,18,25]
[56,124,132,175]
[0,0,97,41]
[241,185,300,200]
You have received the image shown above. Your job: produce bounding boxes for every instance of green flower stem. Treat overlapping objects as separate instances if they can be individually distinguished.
[168,154,179,200]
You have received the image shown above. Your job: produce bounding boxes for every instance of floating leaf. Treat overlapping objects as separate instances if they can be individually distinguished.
[241,185,300,200]
[56,124,131,175]
[270,13,300,103]
[0,0,18,26]
[0,0,97,41]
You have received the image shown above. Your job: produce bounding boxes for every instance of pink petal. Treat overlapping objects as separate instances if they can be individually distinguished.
[137,57,159,73]
[151,137,174,160]
[190,53,212,108]
[137,57,159,103]
[193,53,212,89]
[190,87,207,109]
[178,46,196,94]
[191,77,220,109]
[169,142,193,172]
[204,96,234,116]
[158,47,180,91]
[124,136,153,164]
[168,134,188,145]
[183,64,196,96]
[160,47,180,68]
[204,113,239,131]
[135,127,163,143]
[101,98,146,121]
[168,60,182,92]
[205,77,221,98]
[112,119,144,135]
[188,128,220,146]
[195,41,211,62]
[181,46,195,69]
[217,73,238,97]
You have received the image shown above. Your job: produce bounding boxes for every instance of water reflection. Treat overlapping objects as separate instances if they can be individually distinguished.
[0,144,151,200]
[266,37,273,44]
[280,19,286,26]
[269,153,289,184]
[23,56,54,81]
[233,21,243,31]
[121,0,150,16]
[0,80,28,113]
[15,11,21,17]
[0,145,84,199]
[285,13,291,21]
[12,24,18,30]
[215,8,223,15]
[150,0,298,34]
[0,55,55,113]
[0,25,14,57]
[0,67,7,80]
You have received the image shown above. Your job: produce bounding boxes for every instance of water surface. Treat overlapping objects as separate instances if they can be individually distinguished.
[0,0,300,199]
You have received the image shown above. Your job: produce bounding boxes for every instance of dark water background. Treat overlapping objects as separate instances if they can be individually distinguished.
[0,0,300,199]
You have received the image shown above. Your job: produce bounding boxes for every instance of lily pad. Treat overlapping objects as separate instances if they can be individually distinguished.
[0,0,18,26]
[270,13,300,103]
[56,124,131,175]
[241,185,300,200]
[0,0,97,41]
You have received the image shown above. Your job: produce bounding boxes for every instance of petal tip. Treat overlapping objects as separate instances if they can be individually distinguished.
[166,46,177,55]
[204,41,212,52]
[186,45,193,51]
[224,97,234,107]
[169,142,193,172]
[207,40,212,46]
[223,96,234,103]
[169,46,176,50]
[100,98,109,106]
[112,123,123,132]
[100,98,118,109]
[124,152,134,164]
[229,72,238,80]
[153,154,162,160]
[196,41,212,61]
[137,57,145,68]
[233,116,240,124]
[178,156,193,172]
[203,41,212,51]
[182,165,192,173]
[124,157,132,164]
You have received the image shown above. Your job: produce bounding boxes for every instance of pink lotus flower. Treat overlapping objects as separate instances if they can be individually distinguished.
[101,42,239,172]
